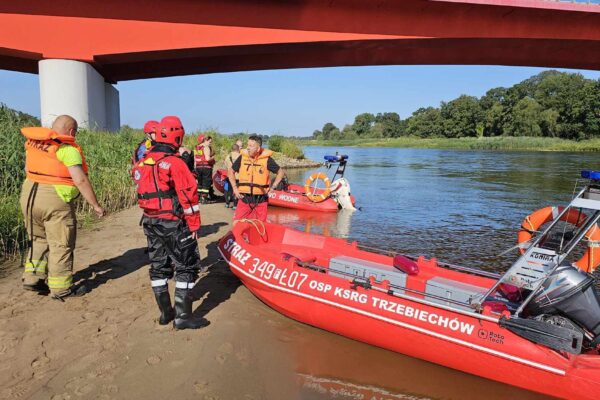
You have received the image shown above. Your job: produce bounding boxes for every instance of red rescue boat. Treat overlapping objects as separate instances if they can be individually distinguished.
[218,171,600,399]
[267,183,355,212]
[212,169,228,194]
[213,153,357,212]
[269,154,356,212]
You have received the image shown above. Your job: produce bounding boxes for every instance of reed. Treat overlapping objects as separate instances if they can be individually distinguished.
[1,105,303,262]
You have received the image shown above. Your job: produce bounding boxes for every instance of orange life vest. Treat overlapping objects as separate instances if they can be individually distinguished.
[237,149,273,195]
[21,127,88,186]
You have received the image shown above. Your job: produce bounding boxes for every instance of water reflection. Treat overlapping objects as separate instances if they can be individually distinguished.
[266,147,597,399]
[267,208,353,238]
[286,147,600,274]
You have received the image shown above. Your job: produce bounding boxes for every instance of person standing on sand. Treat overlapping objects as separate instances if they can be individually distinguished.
[228,135,285,224]
[194,134,215,204]
[132,116,208,330]
[224,143,240,209]
[20,115,105,299]
[133,120,158,163]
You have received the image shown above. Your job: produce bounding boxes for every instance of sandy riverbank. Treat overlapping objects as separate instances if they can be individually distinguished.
[0,202,553,400]
[0,203,298,400]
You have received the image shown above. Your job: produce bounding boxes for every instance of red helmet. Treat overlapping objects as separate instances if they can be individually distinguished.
[197,134,205,144]
[156,116,185,148]
[143,120,159,134]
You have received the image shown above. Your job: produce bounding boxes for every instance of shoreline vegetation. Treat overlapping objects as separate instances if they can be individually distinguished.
[301,136,600,152]
[307,71,600,147]
[0,105,310,262]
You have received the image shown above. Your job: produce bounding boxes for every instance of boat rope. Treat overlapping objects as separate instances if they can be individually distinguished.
[239,218,267,239]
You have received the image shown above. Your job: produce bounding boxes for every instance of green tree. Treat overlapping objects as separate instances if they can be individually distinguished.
[504,97,543,137]
[341,124,358,140]
[321,122,338,140]
[406,107,444,138]
[374,112,402,137]
[440,95,482,138]
[353,113,375,136]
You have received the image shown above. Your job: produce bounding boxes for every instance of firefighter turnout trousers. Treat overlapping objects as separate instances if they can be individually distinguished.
[20,179,77,295]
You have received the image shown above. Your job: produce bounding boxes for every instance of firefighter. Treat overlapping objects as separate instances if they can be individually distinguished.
[194,134,215,203]
[133,120,158,163]
[132,116,208,330]
[20,115,105,299]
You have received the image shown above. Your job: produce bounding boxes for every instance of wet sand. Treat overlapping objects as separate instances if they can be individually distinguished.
[0,203,554,400]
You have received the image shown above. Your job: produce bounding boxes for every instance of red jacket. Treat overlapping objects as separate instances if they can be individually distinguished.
[132,145,201,231]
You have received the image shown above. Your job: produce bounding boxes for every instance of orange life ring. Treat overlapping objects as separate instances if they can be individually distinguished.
[304,172,331,203]
[517,206,600,273]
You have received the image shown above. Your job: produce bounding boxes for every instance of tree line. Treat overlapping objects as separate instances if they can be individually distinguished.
[311,71,600,141]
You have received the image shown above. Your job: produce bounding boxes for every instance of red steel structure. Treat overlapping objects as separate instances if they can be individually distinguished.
[1,0,600,82]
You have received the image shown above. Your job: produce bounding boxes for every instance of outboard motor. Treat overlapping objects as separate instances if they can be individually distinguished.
[525,264,600,342]
[324,154,348,163]
[330,178,355,210]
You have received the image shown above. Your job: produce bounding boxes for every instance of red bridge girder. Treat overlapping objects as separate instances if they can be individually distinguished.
[1,0,599,81]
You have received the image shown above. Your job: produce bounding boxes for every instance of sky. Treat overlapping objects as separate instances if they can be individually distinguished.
[1,65,600,136]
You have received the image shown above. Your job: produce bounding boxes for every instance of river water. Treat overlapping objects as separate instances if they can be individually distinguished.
[266,146,600,400]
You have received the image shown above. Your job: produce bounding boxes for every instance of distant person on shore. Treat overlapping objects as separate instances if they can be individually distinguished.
[132,116,207,330]
[133,120,158,163]
[178,146,195,172]
[20,115,105,299]
[228,135,285,224]
[194,135,215,204]
[224,143,241,209]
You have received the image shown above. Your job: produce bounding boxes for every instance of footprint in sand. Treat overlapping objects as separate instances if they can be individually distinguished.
[215,342,234,365]
[146,355,162,365]
[235,347,250,367]
[194,381,209,394]
[3,383,30,399]
[102,384,119,394]
[50,393,71,400]
[31,354,50,369]
[87,362,116,379]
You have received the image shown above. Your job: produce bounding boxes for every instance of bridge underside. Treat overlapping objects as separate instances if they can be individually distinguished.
[1,0,599,129]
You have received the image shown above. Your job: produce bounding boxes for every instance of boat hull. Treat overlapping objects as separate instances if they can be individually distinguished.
[218,223,600,399]
[268,183,354,212]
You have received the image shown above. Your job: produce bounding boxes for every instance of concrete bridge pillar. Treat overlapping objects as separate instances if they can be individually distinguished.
[39,59,120,131]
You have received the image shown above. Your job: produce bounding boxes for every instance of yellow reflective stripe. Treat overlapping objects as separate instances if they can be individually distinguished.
[47,276,73,289]
[24,260,47,273]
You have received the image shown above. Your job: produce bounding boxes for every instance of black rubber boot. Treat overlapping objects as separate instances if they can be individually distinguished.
[173,288,209,330]
[152,286,175,325]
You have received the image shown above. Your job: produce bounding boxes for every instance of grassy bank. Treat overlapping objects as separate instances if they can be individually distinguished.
[302,136,600,152]
[0,110,305,261]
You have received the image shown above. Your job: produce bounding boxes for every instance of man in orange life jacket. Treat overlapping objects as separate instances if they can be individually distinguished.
[194,134,215,203]
[132,116,208,330]
[20,115,105,299]
[133,120,158,163]
[228,135,285,223]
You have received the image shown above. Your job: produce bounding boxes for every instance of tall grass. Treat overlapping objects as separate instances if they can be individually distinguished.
[0,110,302,262]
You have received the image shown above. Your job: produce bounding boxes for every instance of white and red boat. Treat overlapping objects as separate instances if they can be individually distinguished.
[213,155,357,212]
[269,154,356,212]
[219,171,600,399]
